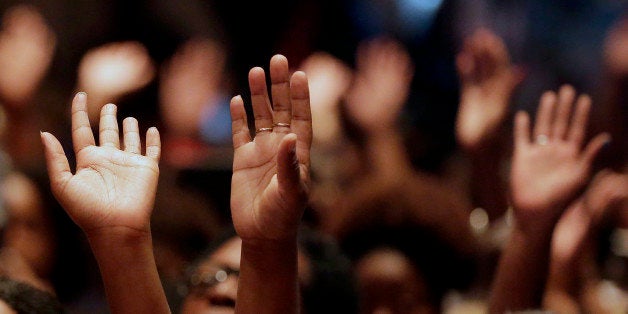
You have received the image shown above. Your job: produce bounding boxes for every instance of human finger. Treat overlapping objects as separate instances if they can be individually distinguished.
[71,92,95,154]
[552,85,576,140]
[145,127,161,162]
[270,55,292,131]
[99,103,120,149]
[289,71,312,169]
[123,117,141,154]
[230,95,251,149]
[249,67,274,133]
[533,91,557,139]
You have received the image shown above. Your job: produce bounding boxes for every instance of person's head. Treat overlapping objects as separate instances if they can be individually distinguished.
[179,228,358,314]
[340,225,476,314]
[354,247,434,314]
[0,277,63,314]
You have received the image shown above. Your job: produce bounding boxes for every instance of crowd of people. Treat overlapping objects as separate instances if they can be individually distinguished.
[0,0,627,313]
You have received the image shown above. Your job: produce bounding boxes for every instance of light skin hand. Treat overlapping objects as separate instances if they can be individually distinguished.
[455,28,523,151]
[230,54,312,242]
[510,85,610,230]
[345,38,414,134]
[40,92,161,235]
[0,5,56,108]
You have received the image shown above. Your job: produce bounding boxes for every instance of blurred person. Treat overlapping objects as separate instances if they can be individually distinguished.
[323,37,477,256]
[341,225,476,314]
[490,86,610,313]
[0,4,55,108]
[76,41,156,124]
[0,172,56,293]
[159,37,231,168]
[0,276,63,314]
[0,4,56,169]
[179,228,358,314]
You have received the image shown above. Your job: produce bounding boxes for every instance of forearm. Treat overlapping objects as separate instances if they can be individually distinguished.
[87,227,170,314]
[237,238,299,314]
[364,129,412,178]
[489,223,555,313]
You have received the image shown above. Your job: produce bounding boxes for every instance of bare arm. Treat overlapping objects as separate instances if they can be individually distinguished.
[41,93,169,314]
[229,55,312,314]
[455,28,523,220]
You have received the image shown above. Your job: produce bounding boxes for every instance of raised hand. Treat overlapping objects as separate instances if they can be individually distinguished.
[299,52,352,145]
[583,169,628,227]
[41,92,161,234]
[229,55,311,242]
[456,28,523,151]
[0,5,56,108]
[345,38,414,134]
[160,38,226,137]
[77,41,155,122]
[604,16,628,77]
[510,85,610,228]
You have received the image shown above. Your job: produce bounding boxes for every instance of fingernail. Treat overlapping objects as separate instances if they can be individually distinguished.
[77,92,86,99]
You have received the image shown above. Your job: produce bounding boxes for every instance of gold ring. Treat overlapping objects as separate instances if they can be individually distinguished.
[273,123,291,128]
[255,127,273,134]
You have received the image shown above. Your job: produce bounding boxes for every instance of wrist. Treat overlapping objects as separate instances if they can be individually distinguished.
[511,216,557,244]
[86,225,153,250]
[241,236,298,255]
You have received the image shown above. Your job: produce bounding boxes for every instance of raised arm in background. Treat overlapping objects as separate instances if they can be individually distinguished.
[229,55,311,314]
[489,85,610,313]
[455,28,524,220]
[40,93,169,314]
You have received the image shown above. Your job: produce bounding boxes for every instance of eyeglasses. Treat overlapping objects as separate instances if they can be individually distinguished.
[181,265,240,297]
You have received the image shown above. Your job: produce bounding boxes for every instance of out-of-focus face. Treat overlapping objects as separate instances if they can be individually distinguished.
[355,248,435,314]
[1,173,56,280]
[180,237,242,314]
[180,235,310,314]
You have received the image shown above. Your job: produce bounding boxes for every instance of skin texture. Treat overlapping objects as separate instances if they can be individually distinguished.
[229,55,312,314]
[41,92,169,314]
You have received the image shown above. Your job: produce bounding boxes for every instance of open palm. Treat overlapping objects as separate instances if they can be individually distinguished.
[41,93,161,234]
[456,29,523,150]
[510,86,609,224]
[230,55,312,242]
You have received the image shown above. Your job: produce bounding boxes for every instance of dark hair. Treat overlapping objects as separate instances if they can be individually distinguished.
[0,277,64,314]
[298,227,358,314]
[340,225,476,309]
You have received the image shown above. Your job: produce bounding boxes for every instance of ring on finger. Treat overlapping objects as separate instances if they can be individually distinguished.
[255,127,273,134]
[536,134,549,146]
[273,122,291,128]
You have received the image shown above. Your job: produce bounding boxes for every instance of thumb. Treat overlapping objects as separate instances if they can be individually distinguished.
[276,134,305,205]
[40,131,72,197]
[582,133,611,166]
